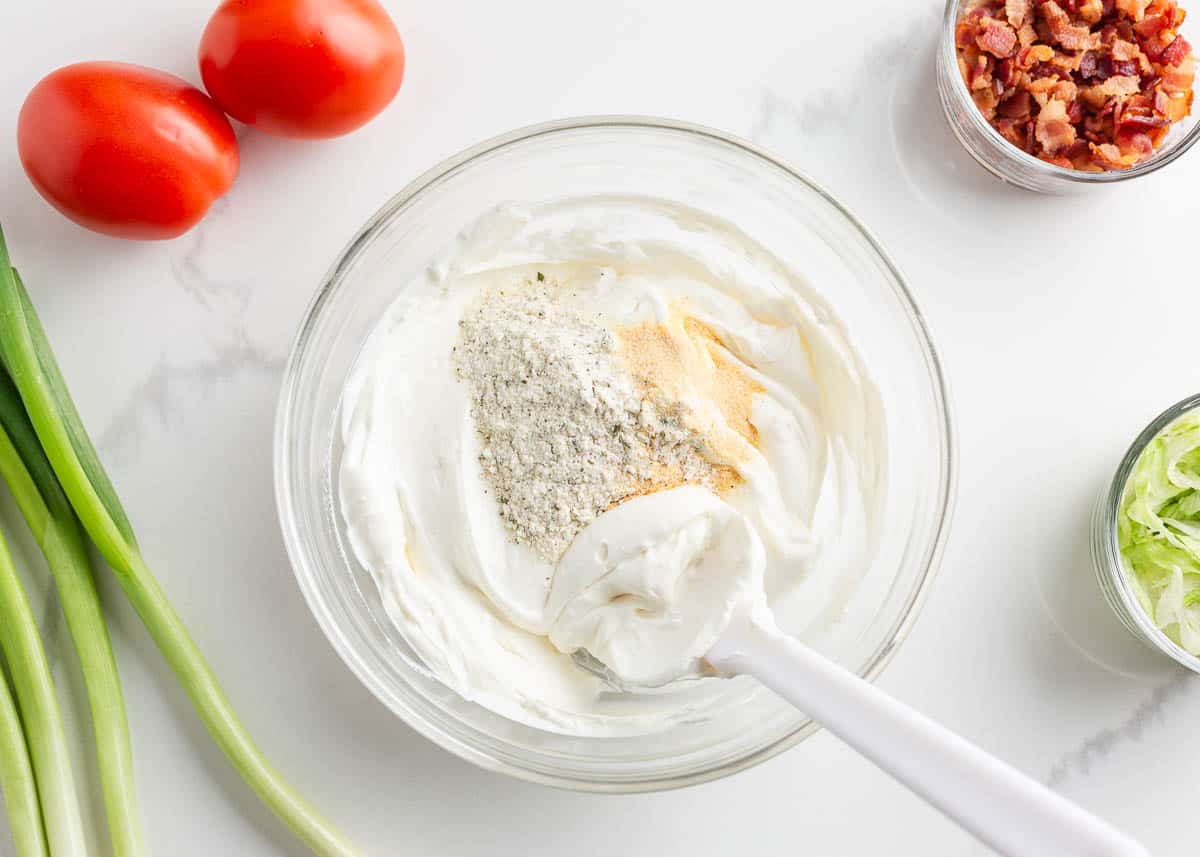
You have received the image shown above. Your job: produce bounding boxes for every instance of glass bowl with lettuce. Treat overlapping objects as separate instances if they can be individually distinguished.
[1093,394,1200,669]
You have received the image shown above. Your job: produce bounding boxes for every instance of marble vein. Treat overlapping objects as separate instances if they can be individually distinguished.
[747,4,938,146]
[1046,670,1195,787]
[96,334,285,461]
[169,197,256,313]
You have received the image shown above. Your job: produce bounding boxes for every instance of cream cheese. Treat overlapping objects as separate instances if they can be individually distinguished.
[338,196,887,735]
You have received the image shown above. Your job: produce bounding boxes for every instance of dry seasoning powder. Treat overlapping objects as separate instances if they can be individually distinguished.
[454,277,722,560]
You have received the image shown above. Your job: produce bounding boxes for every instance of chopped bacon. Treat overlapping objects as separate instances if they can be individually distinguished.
[1081,73,1144,104]
[1135,13,1171,38]
[1007,0,1034,26]
[978,17,1020,56]
[1117,0,1153,18]
[973,86,1001,118]
[995,56,1020,86]
[1044,50,1082,76]
[1090,140,1135,164]
[1041,0,1104,47]
[1163,34,1193,62]
[1116,100,1172,128]
[999,88,1035,116]
[1055,78,1081,99]
[1029,75,1067,103]
[1036,98,1080,150]
[1112,37,1143,58]
[1122,130,1156,154]
[1156,83,1195,115]
[1162,52,1197,88]
[1017,43,1057,67]
[1079,49,1111,78]
[957,0,1193,169]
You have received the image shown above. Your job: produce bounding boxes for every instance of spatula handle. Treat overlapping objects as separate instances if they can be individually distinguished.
[707,615,1148,857]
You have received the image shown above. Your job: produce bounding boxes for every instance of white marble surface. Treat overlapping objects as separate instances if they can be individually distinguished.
[0,1,1198,855]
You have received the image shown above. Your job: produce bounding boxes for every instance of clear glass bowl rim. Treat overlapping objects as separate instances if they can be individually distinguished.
[273,115,958,792]
[940,0,1200,185]
[1095,392,1200,672]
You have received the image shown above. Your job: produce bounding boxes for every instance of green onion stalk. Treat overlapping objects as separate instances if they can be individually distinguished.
[0,227,358,857]
[0,660,49,857]
[0,369,142,857]
[0,514,88,857]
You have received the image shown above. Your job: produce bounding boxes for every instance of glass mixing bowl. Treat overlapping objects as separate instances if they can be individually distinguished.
[274,117,955,792]
[937,0,1200,193]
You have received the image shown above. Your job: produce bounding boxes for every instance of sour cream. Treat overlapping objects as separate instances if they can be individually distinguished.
[338,196,886,735]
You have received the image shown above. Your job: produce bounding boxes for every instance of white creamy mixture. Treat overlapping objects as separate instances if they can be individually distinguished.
[338,196,887,735]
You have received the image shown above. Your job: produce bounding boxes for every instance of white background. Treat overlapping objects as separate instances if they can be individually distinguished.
[1,1,1197,855]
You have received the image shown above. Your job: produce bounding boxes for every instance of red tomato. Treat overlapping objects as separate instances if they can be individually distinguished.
[199,0,405,139]
[18,63,239,241]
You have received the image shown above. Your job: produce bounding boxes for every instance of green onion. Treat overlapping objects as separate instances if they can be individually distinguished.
[0,371,142,857]
[0,662,49,857]
[0,227,358,857]
[0,519,88,857]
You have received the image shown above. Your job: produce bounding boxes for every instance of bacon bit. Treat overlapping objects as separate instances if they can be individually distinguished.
[1151,0,1180,18]
[1055,51,1085,73]
[973,86,1002,118]
[1000,88,1035,116]
[1135,13,1171,38]
[1055,79,1081,99]
[1041,0,1104,47]
[1080,0,1106,21]
[1122,130,1156,155]
[1029,75,1066,104]
[1018,43,1057,67]
[995,117,1022,144]
[1117,0,1153,18]
[1112,37,1143,57]
[1116,100,1172,128]
[1112,57,1142,73]
[978,17,1020,56]
[1018,21,1041,44]
[1156,84,1194,115]
[1079,49,1111,78]
[1090,140,1136,164]
[1064,137,1093,157]
[1163,34,1193,62]
[1007,0,1034,26]
[1036,98,1080,150]
[996,56,1020,86]
[1142,32,1175,58]
[1081,73,1144,105]
[962,47,995,89]
[1162,52,1197,88]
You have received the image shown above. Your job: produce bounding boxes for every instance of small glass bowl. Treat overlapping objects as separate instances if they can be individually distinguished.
[274,117,956,792]
[937,0,1200,193]
[1091,393,1200,672]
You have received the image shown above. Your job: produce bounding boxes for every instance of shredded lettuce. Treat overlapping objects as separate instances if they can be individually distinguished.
[1119,411,1200,654]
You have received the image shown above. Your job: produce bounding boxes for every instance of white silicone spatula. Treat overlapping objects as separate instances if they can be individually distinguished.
[556,488,1149,857]
[701,607,1149,857]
